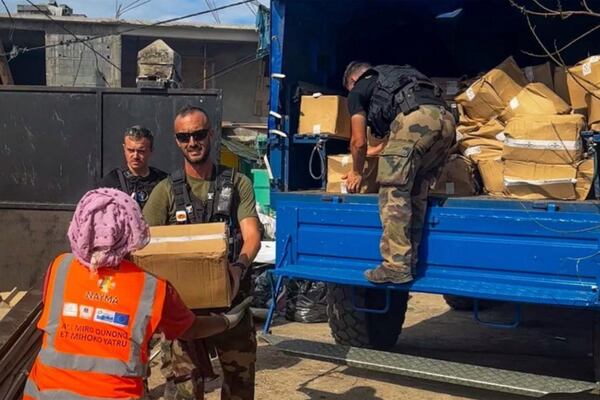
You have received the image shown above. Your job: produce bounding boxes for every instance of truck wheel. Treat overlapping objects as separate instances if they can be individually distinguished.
[326,284,409,350]
[443,295,495,311]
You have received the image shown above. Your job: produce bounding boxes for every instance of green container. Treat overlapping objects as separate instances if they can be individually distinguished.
[251,169,271,212]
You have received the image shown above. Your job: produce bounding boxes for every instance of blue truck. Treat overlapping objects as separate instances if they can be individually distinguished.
[261,0,600,396]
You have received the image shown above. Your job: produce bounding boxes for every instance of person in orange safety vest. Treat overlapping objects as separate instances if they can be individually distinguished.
[23,188,250,400]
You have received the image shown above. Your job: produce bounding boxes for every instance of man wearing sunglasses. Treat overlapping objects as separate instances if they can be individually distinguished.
[143,106,262,400]
[98,125,168,209]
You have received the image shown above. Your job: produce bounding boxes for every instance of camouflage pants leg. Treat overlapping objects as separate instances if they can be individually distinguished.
[377,105,455,272]
[206,309,257,400]
[408,176,433,274]
[160,336,203,400]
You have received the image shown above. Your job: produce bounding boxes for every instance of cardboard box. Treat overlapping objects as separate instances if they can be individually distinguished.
[522,62,554,91]
[459,137,504,163]
[567,56,600,111]
[503,160,577,200]
[499,83,570,122]
[553,66,571,104]
[576,158,594,200]
[430,155,480,196]
[458,118,504,141]
[326,154,378,193]
[456,57,528,120]
[587,89,600,130]
[477,159,505,196]
[503,114,585,164]
[298,95,351,139]
[133,223,231,310]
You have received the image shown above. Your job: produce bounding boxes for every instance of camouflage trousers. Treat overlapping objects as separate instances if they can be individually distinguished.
[377,105,455,273]
[160,309,257,400]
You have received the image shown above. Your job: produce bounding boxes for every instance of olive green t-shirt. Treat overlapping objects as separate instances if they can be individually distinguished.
[143,168,258,226]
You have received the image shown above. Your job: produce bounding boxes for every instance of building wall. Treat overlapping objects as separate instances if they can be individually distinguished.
[46,32,121,87]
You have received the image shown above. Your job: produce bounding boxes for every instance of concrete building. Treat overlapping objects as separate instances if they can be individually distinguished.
[0,10,268,122]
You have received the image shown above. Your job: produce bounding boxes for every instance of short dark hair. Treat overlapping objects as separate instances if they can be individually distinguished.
[124,125,154,150]
[343,60,372,88]
[175,105,211,125]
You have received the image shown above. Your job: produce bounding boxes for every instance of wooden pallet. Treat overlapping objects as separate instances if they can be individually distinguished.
[0,286,42,400]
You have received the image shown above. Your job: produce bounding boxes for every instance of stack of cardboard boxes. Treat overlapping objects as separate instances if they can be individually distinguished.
[452,56,596,200]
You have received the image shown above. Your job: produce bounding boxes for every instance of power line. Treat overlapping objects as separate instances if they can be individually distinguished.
[191,52,264,87]
[25,0,122,73]
[205,0,221,23]
[1,0,257,58]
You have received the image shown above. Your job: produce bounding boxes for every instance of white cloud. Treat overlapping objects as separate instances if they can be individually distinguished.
[2,0,267,25]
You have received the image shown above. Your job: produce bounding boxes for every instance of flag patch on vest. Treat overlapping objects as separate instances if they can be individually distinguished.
[93,308,130,327]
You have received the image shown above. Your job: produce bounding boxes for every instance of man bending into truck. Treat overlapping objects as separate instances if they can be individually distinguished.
[343,61,455,284]
[143,105,262,400]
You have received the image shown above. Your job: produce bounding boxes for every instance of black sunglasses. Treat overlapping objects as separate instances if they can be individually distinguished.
[175,129,210,143]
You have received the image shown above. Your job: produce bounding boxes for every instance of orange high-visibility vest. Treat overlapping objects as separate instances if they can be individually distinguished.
[23,253,167,400]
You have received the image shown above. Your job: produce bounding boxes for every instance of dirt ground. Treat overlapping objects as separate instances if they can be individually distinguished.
[148,293,599,399]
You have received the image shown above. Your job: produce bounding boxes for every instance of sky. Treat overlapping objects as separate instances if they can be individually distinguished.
[2,0,268,25]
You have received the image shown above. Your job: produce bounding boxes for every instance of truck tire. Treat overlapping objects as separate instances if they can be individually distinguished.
[326,284,409,350]
[443,295,494,311]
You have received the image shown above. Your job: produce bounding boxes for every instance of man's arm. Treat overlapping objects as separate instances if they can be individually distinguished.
[142,179,171,226]
[228,175,262,297]
[344,113,368,193]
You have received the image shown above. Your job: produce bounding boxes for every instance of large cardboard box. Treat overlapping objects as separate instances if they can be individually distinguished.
[456,57,528,120]
[298,95,351,139]
[503,114,585,164]
[499,83,570,122]
[477,159,505,196]
[503,160,577,200]
[522,62,554,91]
[133,223,231,310]
[458,118,504,141]
[567,56,600,111]
[326,154,378,193]
[459,137,504,163]
[430,155,480,196]
[587,89,600,130]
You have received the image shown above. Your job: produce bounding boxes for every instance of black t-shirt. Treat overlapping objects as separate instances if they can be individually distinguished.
[347,73,377,116]
[98,166,168,209]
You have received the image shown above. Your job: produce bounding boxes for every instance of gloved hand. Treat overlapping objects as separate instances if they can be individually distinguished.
[222,296,253,330]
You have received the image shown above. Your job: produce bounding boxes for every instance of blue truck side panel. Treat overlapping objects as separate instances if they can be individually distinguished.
[274,193,600,308]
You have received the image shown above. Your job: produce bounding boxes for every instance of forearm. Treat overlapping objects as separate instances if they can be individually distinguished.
[180,315,228,340]
[351,140,367,174]
[350,114,368,174]
[237,235,261,267]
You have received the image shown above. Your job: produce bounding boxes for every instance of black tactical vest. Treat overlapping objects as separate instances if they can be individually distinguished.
[169,167,242,262]
[367,65,446,138]
[116,168,161,208]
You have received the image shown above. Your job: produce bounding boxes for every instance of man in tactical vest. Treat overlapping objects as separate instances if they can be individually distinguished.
[99,125,168,209]
[343,61,455,284]
[143,106,262,400]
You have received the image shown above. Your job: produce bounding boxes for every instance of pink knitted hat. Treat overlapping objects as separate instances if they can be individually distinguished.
[67,188,150,268]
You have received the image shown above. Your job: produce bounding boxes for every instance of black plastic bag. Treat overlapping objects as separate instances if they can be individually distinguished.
[285,280,328,323]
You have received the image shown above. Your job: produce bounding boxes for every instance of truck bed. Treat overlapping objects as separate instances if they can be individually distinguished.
[273,192,600,309]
